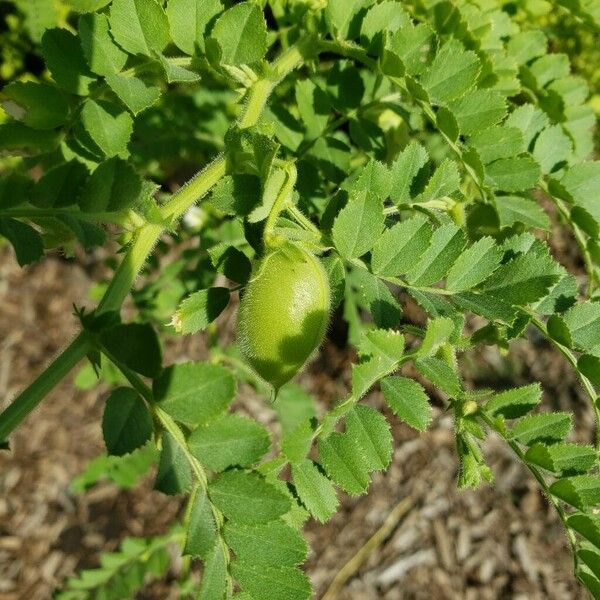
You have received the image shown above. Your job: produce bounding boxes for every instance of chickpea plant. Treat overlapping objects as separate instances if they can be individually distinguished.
[1,0,600,597]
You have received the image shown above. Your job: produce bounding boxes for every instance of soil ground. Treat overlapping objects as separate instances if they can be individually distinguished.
[0,245,593,600]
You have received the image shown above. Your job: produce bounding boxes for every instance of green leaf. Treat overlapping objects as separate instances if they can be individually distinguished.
[578,354,600,387]
[0,218,44,266]
[346,405,392,471]
[208,174,261,216]
[416,159,460,204]
[350,267,402,328]
[157,54,201,83]
[485,155,541,192]
[504,104,549,147]
[210,471,291,524]
[110,0,170,56]
[533,125,572,174]
[231,562,312,600]
[388,23,437,76]
[105,73,162,115]
[273,384,316,436]
[318,432,370,495]
[485,384,541,419]
[281,421,314,464]
[292,460,338,522]
[510,412,572,445]
[568,514,600,548]
[470,126,525,165]
[415,356,462,397]
[0,122,59,156]
[223,521,308,567]
[79,158,142,213]
[525,442,596,475]
[81,99,134,158]
[198,543,227,600]
[496,195,551,230]
[561,302,600,355]
[68,0,112,11]
[389,142,429,204]
[506,30,547,65]
[42,28,96,95]
[407,223,466,287]
[381,376,431,432]
[550,476,600,510]
[295,79,330,139]
[1,82,69,130]
[449,89,506,135]
[172,288,230,335]
[479,252,561,305]
[361,1,410,44]
[446,237,503,293]
[155,431,192,495]
[210,2,267,66]
[529,53,570,88]
[560,162,600,226]
[102,387,153,456]
[100,322,162,378]
[452,291,517,323]
[79,13,128,76]
[31,160,88,209]
[418,317,455,357]
[421,39,480,103]
[167,0,222,55]
[154,362,235,426]
[332,189,384,259]
[324,0,364,39]
[183,486,217,558]
[188,414,270,472]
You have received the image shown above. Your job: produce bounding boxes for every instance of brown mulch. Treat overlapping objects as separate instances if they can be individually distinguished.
[0,247,590,600]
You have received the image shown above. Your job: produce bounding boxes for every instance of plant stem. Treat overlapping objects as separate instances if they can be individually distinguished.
[479,410,579,570]
[0,207,137,226]
[0,42,308,444]
[0,332,92,442]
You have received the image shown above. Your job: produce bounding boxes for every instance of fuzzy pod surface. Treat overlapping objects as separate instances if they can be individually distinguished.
[236,241,331,390]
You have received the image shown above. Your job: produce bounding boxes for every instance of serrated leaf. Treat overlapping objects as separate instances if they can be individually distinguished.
[324,0,364,39]
[31,160,88,209]
[415,356,462,397]
[167,0,221,55]
[184,486,217,558]
[198,542,227,600]
[504,104,549,147]
[579,354,600,387]
[157,54,201,83]
[79,13,128,76]
[560,162,600,226]
[281,420,314,464]
[346,405,392,472]
[100,322,162,378]
[506,30,547,65]
[210,471,290,524]
[81,99,134,158]
[381,376,431,431]
[210,2,267,66]
[533,125,573,174]
[485,155,541,192]
[562,302,600,355]
[510,412,572,445]
[371,216,432,279]
[318,432,370,495]
[446,237,503,293]
[224,521,308,567]
[485,384,541,419]
[295,79,330,139]
[421,39,480,103]
[407,223,466,286]
[332,189,384,259]
[416,159,460,204]
[568,514,600,549]
[188,414,270,472]
[292,460,338,522]
[0,218,44,266]
[273,384,317,436]
[529,53,570,88]
[449,88,506,135]
[389,142,429,205]
[102,387,153,456]
[525,442,596,475]
[154,362,235,426]
[231,562,311,600]
[42,28,96,95]
[172,288,230,335]
[1,82,69,130]
[418,317,455,357]
[496,195,551,230]
[79,157,142,212]
[350,267,402,328]
[155,431,192,495]
[110,0,170,56]
[479,252,560,305]
[105,73,162,115]
[470,126,525,165]
[550,476,600,510]
[388,22,437,76]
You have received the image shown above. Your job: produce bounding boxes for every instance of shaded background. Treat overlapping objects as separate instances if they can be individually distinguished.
[0,231,593,599]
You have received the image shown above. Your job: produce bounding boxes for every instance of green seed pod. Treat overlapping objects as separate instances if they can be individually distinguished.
[236,242,331,390]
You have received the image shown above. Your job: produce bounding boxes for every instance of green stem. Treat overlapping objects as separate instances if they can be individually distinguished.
[0,332,92,442]
[0,207,137,226]
[264,163,297,246]
[0,42,308,443]
[480,410,579,570]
